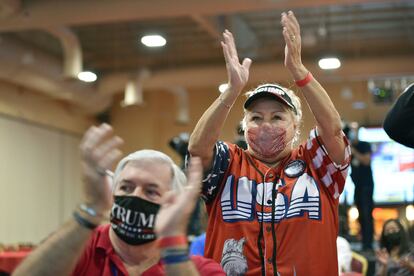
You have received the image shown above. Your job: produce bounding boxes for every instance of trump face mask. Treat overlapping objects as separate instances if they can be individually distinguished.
[110,195,160,245]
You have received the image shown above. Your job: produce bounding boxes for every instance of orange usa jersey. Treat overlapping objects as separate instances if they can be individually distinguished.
[201,128,351,276]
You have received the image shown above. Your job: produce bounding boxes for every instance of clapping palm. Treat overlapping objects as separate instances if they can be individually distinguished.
[80,124,123,213]
[281,11,302,70]
[221,30,252,94]
[376,248,390,266]
[155,157,203,237]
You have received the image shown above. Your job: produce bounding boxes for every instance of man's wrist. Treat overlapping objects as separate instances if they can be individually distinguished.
[73,211,99,230]
[82,201,109,216]
[157,231,187,239]
[158,235,188,248]
[77,203,107,225]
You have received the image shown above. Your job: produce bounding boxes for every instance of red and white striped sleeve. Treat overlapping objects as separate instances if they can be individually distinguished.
[304,128,351,199]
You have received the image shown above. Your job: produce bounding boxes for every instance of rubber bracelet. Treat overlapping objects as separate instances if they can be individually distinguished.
[161,248,189,258]
[158,236,188,248]
[162,254,190,265]
[73,211,98,230]
[295,72,313,87]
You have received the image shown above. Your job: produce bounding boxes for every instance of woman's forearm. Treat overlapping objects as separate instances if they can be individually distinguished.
[292,65,342,135]
[188,88,239,169]
[290,65,345,164]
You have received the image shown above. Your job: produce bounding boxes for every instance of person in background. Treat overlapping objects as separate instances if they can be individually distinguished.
[376,219,414,276]
[383,83,414,149]
[344,122,375,252]
[189,233,206,257]
[189,203,208,257]
[234,123,248,150]
[169,132,203,237]
[13,123,224,276]
[169,132,190,169]
[188,10,350,275]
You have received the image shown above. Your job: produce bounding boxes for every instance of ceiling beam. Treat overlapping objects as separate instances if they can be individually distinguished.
[230,15,259,59]
[0,0,400,31]
[99,55,414,95]
[0,37,111,114]
[0,0,21,18]
[190,15,221,40]
[43,26,83,79]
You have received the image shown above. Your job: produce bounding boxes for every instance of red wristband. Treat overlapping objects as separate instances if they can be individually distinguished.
[158,236,188,248]
[295,72,313,87]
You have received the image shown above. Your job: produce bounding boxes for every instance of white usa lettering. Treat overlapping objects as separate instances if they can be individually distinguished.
[220,173,321,222]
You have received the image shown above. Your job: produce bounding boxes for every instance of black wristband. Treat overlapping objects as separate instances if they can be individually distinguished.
[73,211,98,230]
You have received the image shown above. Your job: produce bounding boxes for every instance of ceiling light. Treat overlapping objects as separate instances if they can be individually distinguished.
[122,80,144,107]
[77,71,97,82]
[218,83,228,93]
[141,35,166,47]
[318,57,341,70]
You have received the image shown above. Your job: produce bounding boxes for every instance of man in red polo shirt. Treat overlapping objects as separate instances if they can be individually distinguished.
[14,123,224,276]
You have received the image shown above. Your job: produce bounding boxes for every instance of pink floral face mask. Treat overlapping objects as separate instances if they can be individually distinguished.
[246,124,287,159]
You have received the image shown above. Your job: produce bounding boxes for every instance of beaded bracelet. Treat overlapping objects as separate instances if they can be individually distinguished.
[295,71,313,87]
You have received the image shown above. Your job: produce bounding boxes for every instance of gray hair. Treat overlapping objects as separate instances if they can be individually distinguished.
[241,83,303,145]
[112,149,186,193]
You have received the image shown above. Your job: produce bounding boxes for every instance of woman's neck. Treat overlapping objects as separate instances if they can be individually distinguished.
[247,148,290,168]
[109,229,160,267]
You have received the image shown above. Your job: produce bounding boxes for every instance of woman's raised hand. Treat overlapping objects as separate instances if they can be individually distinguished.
[221,30,252,94]
[281,11,303,72]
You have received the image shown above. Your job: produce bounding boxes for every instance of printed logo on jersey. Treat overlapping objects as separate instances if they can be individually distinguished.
[221,238,248,276]
[284,159,306,178]
[220,173,321,222]
[256,180,288,223]
[221,176,256,221]
[285,173,321,220]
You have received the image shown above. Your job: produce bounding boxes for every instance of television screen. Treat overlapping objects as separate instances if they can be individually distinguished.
[340,127,414,205]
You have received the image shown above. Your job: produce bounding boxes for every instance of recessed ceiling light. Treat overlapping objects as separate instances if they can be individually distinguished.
[318,57,341,70]
[218,83,229,93]
[77,71,97,82]
[141,35,166,47]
